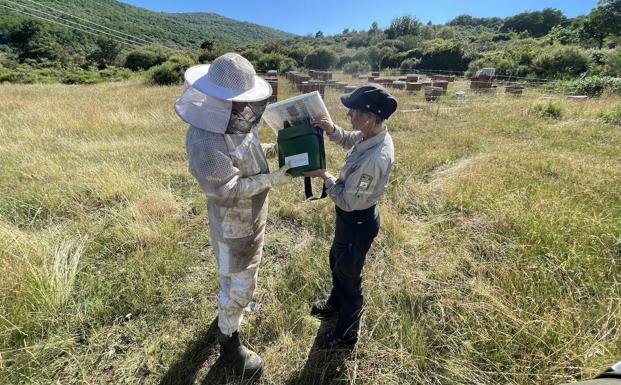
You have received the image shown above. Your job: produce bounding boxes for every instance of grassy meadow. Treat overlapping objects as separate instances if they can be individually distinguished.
[1,76,620,385]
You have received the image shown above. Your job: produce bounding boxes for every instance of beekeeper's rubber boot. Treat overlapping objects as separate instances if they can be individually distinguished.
[217,330,264,377]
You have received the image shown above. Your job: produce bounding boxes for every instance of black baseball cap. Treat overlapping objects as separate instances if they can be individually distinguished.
[340,83,398,120]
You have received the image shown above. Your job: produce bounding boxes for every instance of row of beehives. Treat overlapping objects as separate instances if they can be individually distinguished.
[280,68,529,101]
[285,70,350,97]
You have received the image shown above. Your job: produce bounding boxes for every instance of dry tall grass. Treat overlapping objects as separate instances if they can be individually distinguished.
[0,78,620,385]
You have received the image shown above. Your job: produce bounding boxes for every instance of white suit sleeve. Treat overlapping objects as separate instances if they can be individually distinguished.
[187,136,271,206]
[324,155,389,211]
[327,125,363,150]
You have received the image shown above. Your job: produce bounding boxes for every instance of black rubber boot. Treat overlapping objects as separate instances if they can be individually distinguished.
[318,330,358,350]
[217,330,264,377]
[310,299,338,320]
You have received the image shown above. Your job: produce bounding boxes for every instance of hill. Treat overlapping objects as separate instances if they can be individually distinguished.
[0,0,295,50]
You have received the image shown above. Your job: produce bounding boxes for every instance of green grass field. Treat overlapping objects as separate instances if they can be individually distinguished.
[1,77,620,385]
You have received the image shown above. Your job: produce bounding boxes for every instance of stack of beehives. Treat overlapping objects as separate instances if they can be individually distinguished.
[264,70,278,103]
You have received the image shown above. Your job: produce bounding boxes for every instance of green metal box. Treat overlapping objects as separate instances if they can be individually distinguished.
[277,123,326,178]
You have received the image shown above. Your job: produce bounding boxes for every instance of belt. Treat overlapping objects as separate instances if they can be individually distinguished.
[335,205,377,221]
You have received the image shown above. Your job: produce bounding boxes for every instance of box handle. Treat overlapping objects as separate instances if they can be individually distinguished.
[304,177,327,200]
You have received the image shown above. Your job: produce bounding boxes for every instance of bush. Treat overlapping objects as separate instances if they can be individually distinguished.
[559,76,621,96]
[532,45,589,78]
[0,66,12,82]
[149,62,183,85]
[7,66,38,83]
[99,67,132,81]
[602,47,621,76]
[380,51,406,69]
[337,54,354,69]
[400,58,419,71]
[599,105,621,126]
[419,39,469,71]
[167,54,195,68]
[124,48,167,71]
[256,53,296,73]
[303,47,338,70]
[61,69,102,85]
[343,61,371,75]
[530,102,562,119]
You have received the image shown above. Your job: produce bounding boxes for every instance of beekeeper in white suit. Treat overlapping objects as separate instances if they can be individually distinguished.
[175,53,291,376]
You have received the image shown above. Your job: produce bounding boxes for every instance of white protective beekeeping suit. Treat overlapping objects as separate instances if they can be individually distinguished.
[176,54,289,337]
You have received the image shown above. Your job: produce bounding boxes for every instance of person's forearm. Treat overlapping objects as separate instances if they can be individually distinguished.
[328,125,362,150]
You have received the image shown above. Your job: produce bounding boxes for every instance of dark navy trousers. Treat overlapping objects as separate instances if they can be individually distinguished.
[327,205,380,338]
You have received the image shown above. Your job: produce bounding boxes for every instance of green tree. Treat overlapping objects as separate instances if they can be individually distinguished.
[385,15,421,39]
[256,53,296,73]
[419,40,469,71]
[501,8,566,37]
[88,38,121,69]
[343,60,370,75]
[200,40,214,51]
[582,0,621,48]
[7,20,63,62]
[303,47,338,70]
[580,10,609,49]
[532,45,589,78]
[124,47,167,71]
[603,47,621,75]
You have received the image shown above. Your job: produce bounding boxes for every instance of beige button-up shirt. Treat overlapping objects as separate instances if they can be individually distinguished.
[324,126,394,212]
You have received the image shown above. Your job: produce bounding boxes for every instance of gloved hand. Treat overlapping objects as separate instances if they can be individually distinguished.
[260,143,278,159]
[267,163,293,187]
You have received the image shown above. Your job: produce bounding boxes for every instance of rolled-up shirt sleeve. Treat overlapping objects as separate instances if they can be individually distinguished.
[325,155,390,212]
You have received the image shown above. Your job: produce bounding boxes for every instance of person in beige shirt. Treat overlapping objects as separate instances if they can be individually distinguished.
[304,83,397,349]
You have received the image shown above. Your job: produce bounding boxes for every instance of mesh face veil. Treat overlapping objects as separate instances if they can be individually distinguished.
[226,100,268,135]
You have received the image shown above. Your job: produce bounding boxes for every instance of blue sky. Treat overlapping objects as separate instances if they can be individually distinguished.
[120,0,598,35]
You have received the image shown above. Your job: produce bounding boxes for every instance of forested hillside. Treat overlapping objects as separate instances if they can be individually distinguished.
[0,0,294,49]
[0,0,619,89]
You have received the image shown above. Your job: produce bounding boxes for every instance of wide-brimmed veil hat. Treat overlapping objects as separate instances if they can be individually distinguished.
[175,53,271,133]
[184,53,272,102]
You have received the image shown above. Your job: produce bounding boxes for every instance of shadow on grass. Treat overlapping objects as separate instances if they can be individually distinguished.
[285,318,354,385]
[159,318,219,385]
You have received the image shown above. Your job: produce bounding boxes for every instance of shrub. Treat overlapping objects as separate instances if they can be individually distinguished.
[530,102,562,119]
[0,66,12,82]
[61,69,102,85]
[343,60,371,75]
[419,39,469,71]
[599,105,621,126]
[532,45,589,78]
[8,66,38,83]
[303,47,338,70]
[124,48,167,71]
[559,76,621,96]
[149,62,183,85]
[380,51,406,69]
[99,67,132,81]
[602,47,621,76]
[167,54,195,68]
[337,54,354,69]
[277,57,297,73]
[256,53,296,73]
[400,58,419,71]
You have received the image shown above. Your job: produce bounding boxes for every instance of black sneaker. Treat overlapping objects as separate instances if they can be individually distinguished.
[318,331,358,350]
[310,299,338,320]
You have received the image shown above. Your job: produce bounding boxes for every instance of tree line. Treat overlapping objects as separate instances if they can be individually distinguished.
[0,1,619,88]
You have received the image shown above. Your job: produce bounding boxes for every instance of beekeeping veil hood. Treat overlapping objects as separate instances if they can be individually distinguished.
[175,53,272,133]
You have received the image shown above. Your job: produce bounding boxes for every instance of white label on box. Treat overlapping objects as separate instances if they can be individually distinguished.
[285,153,309,168]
